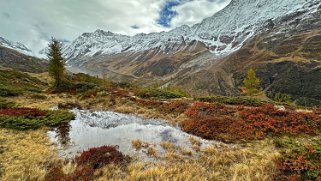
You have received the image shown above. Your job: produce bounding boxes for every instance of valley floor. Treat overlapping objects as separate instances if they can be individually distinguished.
[0,72,320,181]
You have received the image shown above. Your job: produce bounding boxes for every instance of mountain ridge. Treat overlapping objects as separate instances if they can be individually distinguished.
[0,37,33,56]
[63,0,320,63]
[59,0,321,105]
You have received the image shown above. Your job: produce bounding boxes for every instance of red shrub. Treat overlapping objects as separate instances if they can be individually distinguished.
[239,104,319,135]
[274,141,321,180]
[182,103,321,142]
[45,146,130,181]
[75,145,130,169]
[45,165,65,181]
[160,101,190,114]
[0,108,47,118]
[135,99,164,109]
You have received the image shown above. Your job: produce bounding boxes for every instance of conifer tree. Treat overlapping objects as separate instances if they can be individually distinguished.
[47,38,65,89]
[243,68,262,96]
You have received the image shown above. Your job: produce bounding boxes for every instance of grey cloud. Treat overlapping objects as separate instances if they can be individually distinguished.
[0,0,230,54]
[2,12,10,18]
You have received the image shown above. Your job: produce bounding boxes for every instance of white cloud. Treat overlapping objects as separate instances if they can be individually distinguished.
[0,0,230,54]
[171,0,231,27]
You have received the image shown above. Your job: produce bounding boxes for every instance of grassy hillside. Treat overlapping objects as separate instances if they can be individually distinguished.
[0,46,48,73]
[0,69,47,96]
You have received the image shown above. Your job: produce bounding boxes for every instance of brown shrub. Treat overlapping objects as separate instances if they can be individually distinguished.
[0,108,47,118]
[45,146,130,181]
[160,101,190,114]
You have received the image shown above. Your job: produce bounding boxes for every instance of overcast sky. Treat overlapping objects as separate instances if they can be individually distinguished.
[0,0,230,53]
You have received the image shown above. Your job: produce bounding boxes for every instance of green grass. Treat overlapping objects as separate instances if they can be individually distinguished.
[136,86,189,99]
[0,110,75,130]
[0,70,45,97]
[0,99,16,108]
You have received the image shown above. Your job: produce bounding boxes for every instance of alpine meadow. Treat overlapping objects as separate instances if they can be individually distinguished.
[0,0,321,180]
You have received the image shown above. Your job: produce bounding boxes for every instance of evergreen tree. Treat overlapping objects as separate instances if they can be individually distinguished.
[243,68,262,96]
[47,38,65,89]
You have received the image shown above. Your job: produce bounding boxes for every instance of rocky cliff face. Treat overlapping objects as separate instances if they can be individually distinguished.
[63,0,321,105]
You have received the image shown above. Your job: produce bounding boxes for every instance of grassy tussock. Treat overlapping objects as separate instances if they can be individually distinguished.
[160,141,176,151]
[0,128,58,181]
[131,139,143,150]
[147,147,158,157]
[93,140,278,181]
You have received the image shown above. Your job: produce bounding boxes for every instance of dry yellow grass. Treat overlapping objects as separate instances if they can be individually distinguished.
[147,147,158,157]
[11,93,69,110]
[160,141,176,151]
[0,128,59,181]
[93,139,279,181]
[189,137,201,147]
[62,161,77,175]
[179,147,193,156]
[27,72,52,85]
[131,139,143,150]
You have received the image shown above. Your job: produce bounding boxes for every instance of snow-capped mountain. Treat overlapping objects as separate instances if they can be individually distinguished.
[0,37,33,56]
[64,0,321,63]
[38,39,71,58]
[60,0,321,104]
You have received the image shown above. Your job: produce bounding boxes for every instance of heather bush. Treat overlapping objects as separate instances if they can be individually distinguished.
[45,146,130,180]
[137,86,189,99]
[0,108,75,130]
[274,138,321,180]
[160,101,190,114]
[267,91,293,104]
[182,102,321,142]
[75,146,130,169]
[135,99,164,109]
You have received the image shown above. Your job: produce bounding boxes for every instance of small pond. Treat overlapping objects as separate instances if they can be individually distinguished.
[48,109,222,158]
